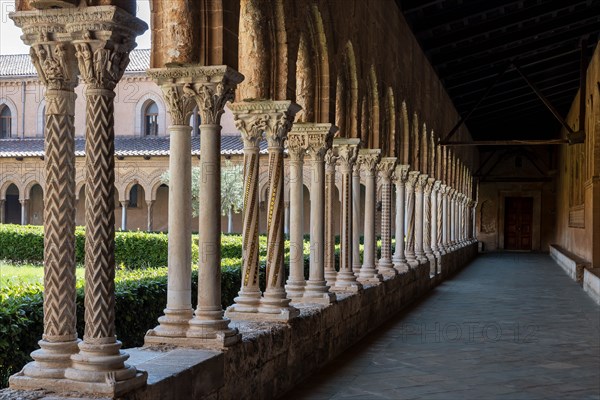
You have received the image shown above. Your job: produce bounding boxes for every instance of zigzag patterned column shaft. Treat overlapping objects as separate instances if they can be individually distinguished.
[377,157,397,276]
[43,92,77,343]
[83,90,117,342]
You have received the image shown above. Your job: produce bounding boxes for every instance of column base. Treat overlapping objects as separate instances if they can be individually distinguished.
[151,308,193,337]
[226,306,300,322]
[425,252,437,276]
[324,270,337,288]
[229,288,262,313]
[300,280,336,305]
[331,271,363,292]
[19,339,80,380]
[377,259,397,278]
[65,340,138,383]
[357,266,383,284]
[10,371,147,397]
[285,279,306,302]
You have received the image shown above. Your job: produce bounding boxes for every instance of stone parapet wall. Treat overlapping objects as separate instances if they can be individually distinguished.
[122,243,478,400]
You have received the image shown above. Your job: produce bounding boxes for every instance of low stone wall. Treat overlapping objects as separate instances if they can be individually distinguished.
[549,244,587,284]
[583,268,600,305]
[128,243,478,400]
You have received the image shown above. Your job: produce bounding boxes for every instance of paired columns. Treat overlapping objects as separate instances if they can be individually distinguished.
[356,149,382,284]
[226,100,301,322]
[324,149,338,287]
[10,5,148,396]
[392,165,410,271]
[146,66,243,346]
[331,139,363,292]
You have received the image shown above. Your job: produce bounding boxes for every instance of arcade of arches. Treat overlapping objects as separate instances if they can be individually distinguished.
[0,0,598,399]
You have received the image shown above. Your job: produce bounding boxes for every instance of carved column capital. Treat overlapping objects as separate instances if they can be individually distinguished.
[439,183,448,195]
[333,138,361,173]
[286,131,307,161]
[393,164,410,184]
[357,149,381,176]
[406,170,421,190]
[229,100,300,150]
[415,174,429,193]
[378,157,397,183]
[290,123,336,162]
[432,180,442,194]
[325,148,338,173]
[424,177,435,196]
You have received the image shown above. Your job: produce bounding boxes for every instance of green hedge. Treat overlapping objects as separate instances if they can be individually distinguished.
[0,264,245,389]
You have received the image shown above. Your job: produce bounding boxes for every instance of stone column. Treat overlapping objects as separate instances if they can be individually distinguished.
[226,102,265,316]
[423,178,436,274]
[404,171,420,268]
[356,149,382,284]
[284,201,290,236]
[7,14,81,387]
[392,165,410,271]
[145,71,195,340]
[377,157,397,277]
[332,139,362,292]
[303,123,336,304]
[351,164,362,274]
[184,66,243,345]
[146,200,154,232]
[258,101,300,320]
[0,199,4,224]
[65,7,147,394]
[431,181,442,268]
[324,149,338,286]
[414,174,429,265]
[120,201,128,231]
[20,199,29,225]
[441,185,450,253]
[284,130,308,302]
[449,189,457,250]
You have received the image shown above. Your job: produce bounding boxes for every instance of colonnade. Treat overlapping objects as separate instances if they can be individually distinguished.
[9,3,477,399]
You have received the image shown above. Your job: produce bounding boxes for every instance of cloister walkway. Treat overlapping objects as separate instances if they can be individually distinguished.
[286,253,600,400]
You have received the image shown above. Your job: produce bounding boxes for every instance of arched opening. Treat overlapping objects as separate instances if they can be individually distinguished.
[154,184,169,231]
[29,184,44,226]
[4,184,21,224]
[144,101,159,136]
[76,184,86,226]
[0,105,12,139]
[189,106,201,136]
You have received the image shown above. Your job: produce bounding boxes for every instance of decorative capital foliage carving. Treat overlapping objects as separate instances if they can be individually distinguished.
[159,84,196,126]
[357,149,381,175]
[424,177,435,196]
[229,100,300,150]
[286,132,307,160]
[290,123,336,162]
[334,142,360,172]
[325,148,338,171]
[393,164,410,184]
[417,174,429,189]
[30,42,79,90]
[432,180,442,193]
[406,170,421,189]
[378,157,397,181]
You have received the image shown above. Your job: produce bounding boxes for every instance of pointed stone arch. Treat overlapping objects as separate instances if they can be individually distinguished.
[335,41,359,138]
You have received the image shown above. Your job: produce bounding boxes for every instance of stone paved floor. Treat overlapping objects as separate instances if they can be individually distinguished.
[286,253,600,400]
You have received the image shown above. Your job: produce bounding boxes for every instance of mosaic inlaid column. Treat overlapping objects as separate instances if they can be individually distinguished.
[332,139,363,292]
[303,123,336,304]
[146,200,154,232]
[405,171,420,268]
[423,178,436,273]
[66,8,147,393]
[285,130,308,302]
[352,164,362,275]
[184,67,243,344]
[414,174,429,265]
[324,149,338,286]
[226,103,263,315]
[392,165,410,271]
[377,157,397,277]
[145,70,195,340]
[357,149,382,284]
[257,101,301,321]
[8,11,81,386]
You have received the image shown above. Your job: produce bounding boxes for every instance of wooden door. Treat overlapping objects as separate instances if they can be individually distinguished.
[504,197,533,250]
